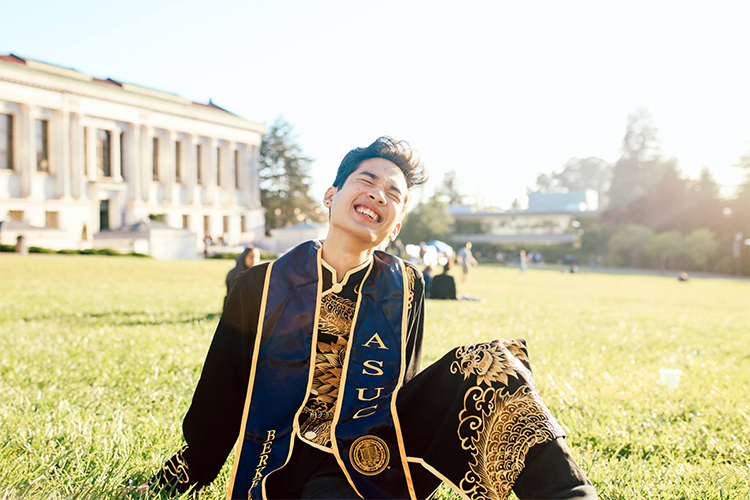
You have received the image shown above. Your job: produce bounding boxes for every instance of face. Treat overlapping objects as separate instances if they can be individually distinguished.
[324,158,409,248]
[244,248,260,268]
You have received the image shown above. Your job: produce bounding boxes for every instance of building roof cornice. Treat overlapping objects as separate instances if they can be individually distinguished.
[0,57,265,135]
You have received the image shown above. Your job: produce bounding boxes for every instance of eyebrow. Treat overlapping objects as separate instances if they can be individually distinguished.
[358,171,404,198]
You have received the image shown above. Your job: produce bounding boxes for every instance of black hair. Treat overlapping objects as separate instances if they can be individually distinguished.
[332,136,428,190]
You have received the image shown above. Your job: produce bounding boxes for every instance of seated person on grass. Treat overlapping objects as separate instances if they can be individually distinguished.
[145,137,596,500]
[429,261,458,300]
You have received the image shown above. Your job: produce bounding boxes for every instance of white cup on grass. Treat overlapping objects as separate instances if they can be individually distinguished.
[659,368,682,388]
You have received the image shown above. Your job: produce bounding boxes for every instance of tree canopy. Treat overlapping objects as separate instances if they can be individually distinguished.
[258,117,324,234]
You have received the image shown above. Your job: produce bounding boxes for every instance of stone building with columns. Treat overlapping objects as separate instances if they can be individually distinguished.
[0,53,265,255]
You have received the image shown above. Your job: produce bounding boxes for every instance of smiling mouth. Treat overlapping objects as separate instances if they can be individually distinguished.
[354,204,381,222]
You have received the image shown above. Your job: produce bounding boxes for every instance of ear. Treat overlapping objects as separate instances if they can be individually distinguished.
[389,221,402,241]
[323,186,337,207]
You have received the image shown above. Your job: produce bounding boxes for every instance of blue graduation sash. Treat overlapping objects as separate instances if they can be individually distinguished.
[227,240,415,500]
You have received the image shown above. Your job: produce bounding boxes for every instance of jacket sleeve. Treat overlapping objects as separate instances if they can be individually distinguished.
[404,264,425,383]
[150,264,268,494]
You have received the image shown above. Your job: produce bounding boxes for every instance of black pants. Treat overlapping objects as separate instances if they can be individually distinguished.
[299,454,359,500]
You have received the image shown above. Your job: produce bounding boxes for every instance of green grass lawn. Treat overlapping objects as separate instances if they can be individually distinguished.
[1,255,749,499]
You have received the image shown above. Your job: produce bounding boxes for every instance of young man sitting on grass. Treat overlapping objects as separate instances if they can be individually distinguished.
[146,137,596,499]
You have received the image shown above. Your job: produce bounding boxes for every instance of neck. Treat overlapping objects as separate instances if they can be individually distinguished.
[321,231,375,279]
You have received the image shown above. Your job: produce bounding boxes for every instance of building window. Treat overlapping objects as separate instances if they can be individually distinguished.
[216,147,221,186]
[241,215,247,233]
[96,129,112,177]
[45,211,59,228]
[36,119,49,172]
[183,214,190,229]
[1,113,13,170]
[175,141,182,183]
[9,210,24,222]
[99,200,110,230]
[234,149,240,188]
[223,215,229,234]
[153,137,159,181]
[203,215,210,234]
[196,144,203,185]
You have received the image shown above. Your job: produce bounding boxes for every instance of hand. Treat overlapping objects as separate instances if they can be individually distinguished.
[120,482,150,497]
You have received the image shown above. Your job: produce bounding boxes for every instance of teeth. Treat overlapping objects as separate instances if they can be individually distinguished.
[356,206,378,221]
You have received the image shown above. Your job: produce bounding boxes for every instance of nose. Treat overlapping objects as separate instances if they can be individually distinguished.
[367,189,386,205]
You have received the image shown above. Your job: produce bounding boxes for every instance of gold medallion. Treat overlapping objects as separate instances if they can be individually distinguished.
[349,435,390,476]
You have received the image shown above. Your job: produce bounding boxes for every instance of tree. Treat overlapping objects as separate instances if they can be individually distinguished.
[258,117,323,234]
[608,224,654,267]
[684,229,718,271]
[534,157,612,206]
[438,170,464,206]
[645,231,684,270]
[398,193,454,244]
[608,109,669,209]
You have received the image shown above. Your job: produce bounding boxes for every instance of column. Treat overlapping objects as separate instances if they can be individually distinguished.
[249,144,261,208]
[111,128,122,181]
[140,125,152,202]
[186,134,197,205]
[163,130,176,203]
[241,144,254,208]
[126,123,141,202]
[208,137,218,205]
[70,112,82,199]
[86,127,97,181]
[19,104,35,198]
[227,140,237,204]
[56,109,71,199]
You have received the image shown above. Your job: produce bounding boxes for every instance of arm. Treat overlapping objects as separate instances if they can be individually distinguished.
[404,264,425,383]
[150,264,268,494]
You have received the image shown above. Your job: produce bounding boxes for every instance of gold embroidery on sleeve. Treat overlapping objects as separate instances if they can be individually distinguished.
[450,340,530,387]
[457,385,564,500]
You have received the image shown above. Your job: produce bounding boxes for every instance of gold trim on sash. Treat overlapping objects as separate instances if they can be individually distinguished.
[262,246,326,499]
[405,457,472,500]
[329,260,375,499]
[392,257,417,500]
[226,262,275,500]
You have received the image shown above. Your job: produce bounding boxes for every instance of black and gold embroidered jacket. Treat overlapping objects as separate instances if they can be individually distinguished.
[152,240,596,500]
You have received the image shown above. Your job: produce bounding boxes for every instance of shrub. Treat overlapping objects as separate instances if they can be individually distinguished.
[29,246,56,254]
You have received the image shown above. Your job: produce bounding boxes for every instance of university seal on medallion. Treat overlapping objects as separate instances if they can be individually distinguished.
[349,435,390,476]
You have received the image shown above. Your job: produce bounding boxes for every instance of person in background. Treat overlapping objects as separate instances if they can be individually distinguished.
[422,264,434,298]
[520,249,529,273]
[457,242,478,283]
[430,260,457,300]
[224,245,260,308]
[203,233,213,259]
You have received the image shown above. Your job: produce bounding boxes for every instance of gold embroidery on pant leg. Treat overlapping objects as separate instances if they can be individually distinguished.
[456,384,564,500]
[161,448,191,485]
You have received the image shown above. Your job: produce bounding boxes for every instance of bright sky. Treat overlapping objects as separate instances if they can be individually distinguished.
[2,0,748,208]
